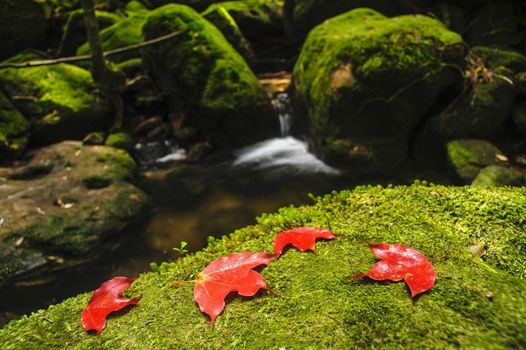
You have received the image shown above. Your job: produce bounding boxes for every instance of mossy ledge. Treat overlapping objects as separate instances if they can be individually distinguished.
[1,184,526,348]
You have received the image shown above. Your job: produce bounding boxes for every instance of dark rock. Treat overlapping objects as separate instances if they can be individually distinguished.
[186,142,213,162]
[0,0,48,60]
[512,101,526,136]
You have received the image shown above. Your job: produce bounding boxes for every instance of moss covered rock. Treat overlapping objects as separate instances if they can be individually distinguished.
[142,4,277,147]
[0,92,30,162]
[204,0,283,39]
[472,165,525,187]
[293,8,464,174]
[446,139,502,183]
[0,0,48,60]
[471,46,526,73]
[0,53,111,146]
[202,4,256,65]
[0,141,149,301]
[1,184,526,348]
[287,0,434,35]
[77,13,147,63]
[58,10,122,56]
[415,50,517,164]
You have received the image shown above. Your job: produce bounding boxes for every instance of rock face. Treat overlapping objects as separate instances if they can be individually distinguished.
[293,8,465,174]
[0,0,48,60]
[0,142,149,293]
[142,4,277,147]
[1,184,525,348]
[0,54,111,146]
[0,92,30,162]
[446,139,502,183]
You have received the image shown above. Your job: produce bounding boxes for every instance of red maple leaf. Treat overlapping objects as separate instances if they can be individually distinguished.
[351,243,436,297]
[82,276,141,334]
[194,252,274,326]
[273,226,336,256]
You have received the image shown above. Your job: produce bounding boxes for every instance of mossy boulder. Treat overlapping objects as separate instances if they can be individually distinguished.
[446,139,502,183]
[0,53,111,146]
[287,0,434,35]
[472,165,525,187]
[0,0,48,60]
[1,184,526,348]
[0,141,149,301]
[202,4,256,65]
[293,8,465,174]
[58,10,122,56]
[415,50,517,164]
[142,4,277,147]
[77,14,147,63]
[0,92,30,162]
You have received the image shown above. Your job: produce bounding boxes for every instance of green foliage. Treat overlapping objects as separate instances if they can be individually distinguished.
[1,185,526,348]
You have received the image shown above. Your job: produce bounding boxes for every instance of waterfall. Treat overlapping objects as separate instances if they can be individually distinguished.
[272,93,292,137]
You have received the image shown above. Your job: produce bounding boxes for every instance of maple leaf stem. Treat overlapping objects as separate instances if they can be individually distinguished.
[266,288,279,297]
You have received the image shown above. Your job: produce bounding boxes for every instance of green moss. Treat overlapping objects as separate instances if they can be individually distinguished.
[142,4,275,147]
[1,184,526,348]
[77,14,147,63]
[95,148,136,180]
[446,139,500,183]
[472,166,525,187]
[0,92,30,160]
[105,132,134,152]
[202,4,255,64]
[472,46,526,73]
[293,8,464,171]
[0,53,109,145]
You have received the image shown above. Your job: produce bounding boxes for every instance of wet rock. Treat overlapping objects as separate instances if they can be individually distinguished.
[105,132,135,152]
[0,92,29,162]
[133,116,164,137]
[0,141,149,292]
[0,0,48,60]
[472,165,525,187]
[186,142,213,162]
[446,139,503,183]
[142,4,277,147]
[0,53,111,146]
[293,8,465,174]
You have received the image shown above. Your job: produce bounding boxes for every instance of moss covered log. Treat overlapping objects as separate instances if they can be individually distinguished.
[1,184,525,348]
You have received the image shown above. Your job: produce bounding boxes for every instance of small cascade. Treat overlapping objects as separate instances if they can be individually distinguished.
[272,93,292,137]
